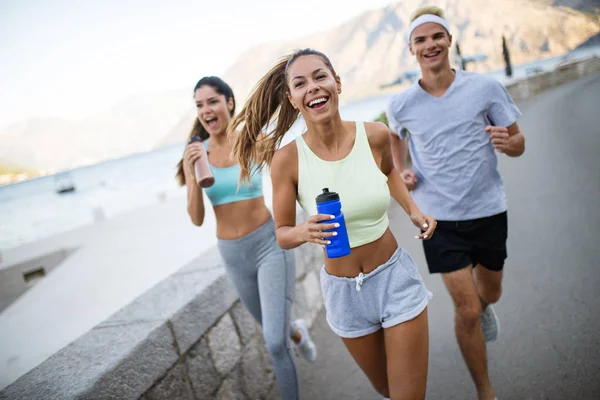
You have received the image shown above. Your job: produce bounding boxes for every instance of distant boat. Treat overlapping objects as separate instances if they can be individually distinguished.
[55,173,76,194]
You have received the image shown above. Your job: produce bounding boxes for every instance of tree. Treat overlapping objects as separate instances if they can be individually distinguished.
[456,42,465,70]
[502,35,513,78]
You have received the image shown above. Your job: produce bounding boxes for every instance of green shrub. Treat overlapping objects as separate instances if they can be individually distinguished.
[374,111,388,126]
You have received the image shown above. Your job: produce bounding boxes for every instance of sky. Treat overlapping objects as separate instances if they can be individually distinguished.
[0,0,395,128]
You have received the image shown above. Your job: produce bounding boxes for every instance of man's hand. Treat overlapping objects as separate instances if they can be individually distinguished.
[485,125,510,153]
[401,169,418,191]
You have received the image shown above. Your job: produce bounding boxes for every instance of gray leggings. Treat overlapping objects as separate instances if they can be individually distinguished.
[217,217,299,400]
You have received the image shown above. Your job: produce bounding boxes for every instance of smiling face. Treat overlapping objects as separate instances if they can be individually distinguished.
[285,54,342,124]
[194,85,234,137]
[409,22,452,73]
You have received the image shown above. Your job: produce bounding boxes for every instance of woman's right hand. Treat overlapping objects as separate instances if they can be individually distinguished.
[298,214,340,245]
[184,142,204,173]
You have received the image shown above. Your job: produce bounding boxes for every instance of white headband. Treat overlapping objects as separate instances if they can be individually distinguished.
[406,14,451,43]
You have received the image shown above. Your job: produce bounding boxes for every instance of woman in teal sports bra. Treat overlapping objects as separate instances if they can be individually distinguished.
[232,51,437,399]
[175,76,316,400]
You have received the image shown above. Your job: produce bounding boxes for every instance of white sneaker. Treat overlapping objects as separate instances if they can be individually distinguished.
[481,305,499,343]
[291,319,317,363]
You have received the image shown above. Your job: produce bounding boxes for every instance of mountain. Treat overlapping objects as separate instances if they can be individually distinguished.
[574,32,600,48]
[1,0,598,174]
[157,109,197,147]
[222,0,600,102]
[0,90,191,172]
[527,0,600,14]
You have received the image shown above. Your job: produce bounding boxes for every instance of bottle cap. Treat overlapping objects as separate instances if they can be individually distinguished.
[316,188,340,204]
[189,136,203,144]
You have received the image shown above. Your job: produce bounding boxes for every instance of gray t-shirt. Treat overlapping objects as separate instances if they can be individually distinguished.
[386,70,522,221]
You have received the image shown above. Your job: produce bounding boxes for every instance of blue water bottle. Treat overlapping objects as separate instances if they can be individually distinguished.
[316,188,351,258]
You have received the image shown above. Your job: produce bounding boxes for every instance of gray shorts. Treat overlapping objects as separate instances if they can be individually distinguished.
[320,247,433,338]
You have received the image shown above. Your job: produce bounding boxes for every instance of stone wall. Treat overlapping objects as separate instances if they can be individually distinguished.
[0,211,324,400]
[506,58,600,102]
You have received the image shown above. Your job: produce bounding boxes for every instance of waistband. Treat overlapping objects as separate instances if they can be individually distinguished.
[321,247,402,291]
[217,217,275,247]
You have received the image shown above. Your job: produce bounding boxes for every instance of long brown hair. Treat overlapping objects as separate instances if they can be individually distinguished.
[230,48,337,183]
[175,77,236,186]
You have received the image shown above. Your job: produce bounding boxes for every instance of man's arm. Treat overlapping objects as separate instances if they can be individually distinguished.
[390,132,408,171]
[505,122,525,157]
[486,122,525,157]
[386,96,417,189]
[486,79,524,157]
[389,131,417,190]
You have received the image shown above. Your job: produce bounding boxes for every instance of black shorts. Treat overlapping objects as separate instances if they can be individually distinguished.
[423,212,508,274]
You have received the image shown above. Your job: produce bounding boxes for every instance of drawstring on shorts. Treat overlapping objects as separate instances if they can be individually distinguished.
[355,272,365,291]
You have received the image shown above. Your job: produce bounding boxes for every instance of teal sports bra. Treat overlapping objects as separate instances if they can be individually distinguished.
[203,140,263,206]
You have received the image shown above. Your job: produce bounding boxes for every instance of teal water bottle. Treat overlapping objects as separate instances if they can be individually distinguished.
[316,188,351,258]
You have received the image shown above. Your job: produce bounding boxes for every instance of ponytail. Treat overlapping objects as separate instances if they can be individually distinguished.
[230,55,299,183]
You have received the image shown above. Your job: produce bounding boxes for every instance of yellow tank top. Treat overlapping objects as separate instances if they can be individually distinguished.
[296,122,390,248]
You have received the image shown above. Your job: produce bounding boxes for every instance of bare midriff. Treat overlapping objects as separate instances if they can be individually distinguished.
[213,196,272,240]
[323,228,398,277]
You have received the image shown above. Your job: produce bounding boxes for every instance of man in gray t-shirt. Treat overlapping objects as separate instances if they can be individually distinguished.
[387,69,522,221]
[387,6,525,400]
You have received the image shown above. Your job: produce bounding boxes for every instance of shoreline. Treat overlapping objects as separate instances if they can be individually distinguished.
[3,46,598,188]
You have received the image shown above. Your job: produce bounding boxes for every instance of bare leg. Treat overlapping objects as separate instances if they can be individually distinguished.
[341,329,390,398]
[384,308,429,400]
[442,266,495,400]
[473,265,503,306]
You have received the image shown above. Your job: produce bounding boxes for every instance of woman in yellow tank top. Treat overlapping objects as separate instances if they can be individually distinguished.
[232,49,437,400]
